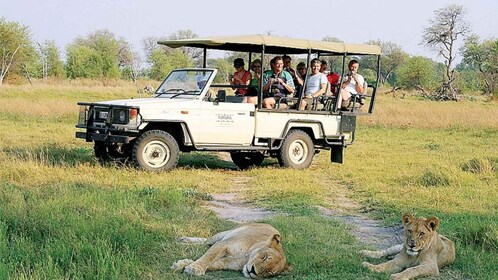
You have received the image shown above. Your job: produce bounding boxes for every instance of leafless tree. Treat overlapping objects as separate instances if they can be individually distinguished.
[37,42,48,80]
[129,51,142,86]
[422,4,470,100]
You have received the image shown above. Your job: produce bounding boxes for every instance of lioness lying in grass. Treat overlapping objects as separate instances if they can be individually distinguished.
[360,213,455,280]
[171,223,290,278]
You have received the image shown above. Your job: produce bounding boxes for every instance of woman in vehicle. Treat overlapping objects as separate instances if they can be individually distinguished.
[246,59,262,105]
[230,58,252,96]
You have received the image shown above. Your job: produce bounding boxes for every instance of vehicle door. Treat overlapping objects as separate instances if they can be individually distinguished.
[196,93,255,145]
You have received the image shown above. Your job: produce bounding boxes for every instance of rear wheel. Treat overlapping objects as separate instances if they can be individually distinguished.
[132,130,179,172]
[277,130,314,169]
[230,151,265,169]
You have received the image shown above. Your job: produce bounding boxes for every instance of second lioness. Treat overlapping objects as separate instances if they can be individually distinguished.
[360,213,455,280]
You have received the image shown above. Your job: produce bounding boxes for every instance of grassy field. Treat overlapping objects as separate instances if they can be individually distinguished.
[0,84,497,279]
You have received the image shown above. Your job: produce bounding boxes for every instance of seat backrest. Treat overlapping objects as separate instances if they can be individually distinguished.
[362,80,368,95]
[324,81,333,96]
[216,90,226,102]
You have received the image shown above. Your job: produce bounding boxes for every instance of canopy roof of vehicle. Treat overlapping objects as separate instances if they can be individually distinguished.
[158,34,381,55]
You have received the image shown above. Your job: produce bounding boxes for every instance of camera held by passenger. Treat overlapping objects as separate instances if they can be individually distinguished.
[347,70,355,77]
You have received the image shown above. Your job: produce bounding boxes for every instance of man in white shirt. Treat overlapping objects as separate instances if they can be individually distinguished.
[299,58,328,110]
[339,59,364,110]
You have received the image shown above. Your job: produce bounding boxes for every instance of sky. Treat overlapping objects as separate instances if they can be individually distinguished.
[2,0,497,62]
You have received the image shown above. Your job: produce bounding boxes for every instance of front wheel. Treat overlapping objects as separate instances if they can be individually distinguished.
[277,130,314,169]
[230,151,265,169]
[132,130,179,172]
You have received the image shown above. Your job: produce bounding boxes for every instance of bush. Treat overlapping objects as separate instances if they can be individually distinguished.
[461,158,496,174]
[417,169,450,187]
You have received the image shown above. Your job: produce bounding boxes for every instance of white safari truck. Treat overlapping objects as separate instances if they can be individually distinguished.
[76,35,381,171]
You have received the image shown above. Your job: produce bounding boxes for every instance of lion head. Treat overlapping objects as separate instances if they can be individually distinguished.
[243,234,290,279]
[402,213,440,256]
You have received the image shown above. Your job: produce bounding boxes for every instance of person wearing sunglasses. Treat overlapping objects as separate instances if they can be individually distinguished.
[230,58,252,96]
[245,59,262,105]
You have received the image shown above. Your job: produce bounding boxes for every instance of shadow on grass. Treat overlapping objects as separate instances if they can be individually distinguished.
[178,152,278,170]
[3,145,95,167]
[3,146,278,171]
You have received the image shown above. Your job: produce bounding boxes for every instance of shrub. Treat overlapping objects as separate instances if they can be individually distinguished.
[461,158,496,174]
[417,169,450,187]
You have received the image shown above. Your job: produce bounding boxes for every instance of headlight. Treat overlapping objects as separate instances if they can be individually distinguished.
[111,108,128,124]
[119,110,126,122]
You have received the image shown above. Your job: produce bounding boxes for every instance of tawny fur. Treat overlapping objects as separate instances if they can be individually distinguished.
[171,223,290,278]
[360,213,455,280]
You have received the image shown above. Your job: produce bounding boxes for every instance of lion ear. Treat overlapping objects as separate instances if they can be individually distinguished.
[426,216,440,231]
[271,234,282,244]
[268,234,282,249]
[402,213,414,226]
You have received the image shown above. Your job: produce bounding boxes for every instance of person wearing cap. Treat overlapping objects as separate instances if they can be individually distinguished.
[230,58,252,96]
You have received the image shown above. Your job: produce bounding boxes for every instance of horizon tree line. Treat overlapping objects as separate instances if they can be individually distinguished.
[0,5,496,99]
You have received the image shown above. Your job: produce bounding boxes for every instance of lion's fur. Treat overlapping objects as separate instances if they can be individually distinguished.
[360,213,455,280]
[171,223,290,278]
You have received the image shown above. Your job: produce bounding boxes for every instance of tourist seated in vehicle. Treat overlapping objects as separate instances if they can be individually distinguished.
[230,58,252,96]
[294,62,307,96]
[283,55,303,89]
[245,59,262,105]
[339,59,365,110]
[262,56,295,109]
[325,62,340,95]
[299,58,328,110]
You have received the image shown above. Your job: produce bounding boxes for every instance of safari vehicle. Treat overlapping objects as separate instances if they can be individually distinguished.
[75,35,381,171]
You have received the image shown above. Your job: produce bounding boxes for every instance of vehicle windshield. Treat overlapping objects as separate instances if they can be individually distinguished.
[155,69,213,98]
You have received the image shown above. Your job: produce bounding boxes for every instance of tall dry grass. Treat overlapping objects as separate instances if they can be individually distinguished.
[361,93,498,129]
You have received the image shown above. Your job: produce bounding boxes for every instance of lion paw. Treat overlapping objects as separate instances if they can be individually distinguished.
[170,259,194,271]
[362,262,380,272]
[184,263,205,276]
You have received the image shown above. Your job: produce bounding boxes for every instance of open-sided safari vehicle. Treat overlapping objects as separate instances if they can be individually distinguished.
[75,35,381,171]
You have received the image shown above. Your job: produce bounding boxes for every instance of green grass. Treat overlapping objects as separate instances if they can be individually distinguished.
[0,85,497,279]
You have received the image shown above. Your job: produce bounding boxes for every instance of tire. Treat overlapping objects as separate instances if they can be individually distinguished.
[230,151,265,169]
[277,130,314,169]
[132,130,179,172]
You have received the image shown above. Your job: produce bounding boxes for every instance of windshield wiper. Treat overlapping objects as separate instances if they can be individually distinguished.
[169,90,201,99]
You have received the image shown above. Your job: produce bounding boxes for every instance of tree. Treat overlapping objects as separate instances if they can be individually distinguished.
[363,40,408,87]
[148,48,194,80]
[422,4,470,100]
[38,40,65,79]
[397,56,439,96]
[167,30,202,64]
[144,30,197,80]
[460,35,498,98]
[0,18,36,85]
[65,30,131,81]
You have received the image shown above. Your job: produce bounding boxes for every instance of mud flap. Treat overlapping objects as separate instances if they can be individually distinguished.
[330,145,343,163]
